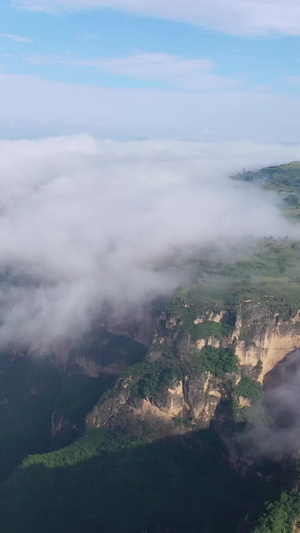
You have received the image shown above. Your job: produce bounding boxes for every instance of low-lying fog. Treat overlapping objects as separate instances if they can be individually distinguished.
[0,135,299,345]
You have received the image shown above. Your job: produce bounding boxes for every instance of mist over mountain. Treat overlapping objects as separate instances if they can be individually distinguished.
[4,0,300,531]
[0,136,298,346]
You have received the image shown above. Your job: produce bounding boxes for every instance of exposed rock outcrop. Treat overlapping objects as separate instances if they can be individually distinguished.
[86,300,300,435]
[151,301,300,381]
[232,302,300,381]
[86,369,240,435]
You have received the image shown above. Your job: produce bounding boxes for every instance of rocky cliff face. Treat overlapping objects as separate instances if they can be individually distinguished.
[233,303,300,381]
[86,371,232,434]
[150,301,300,380]
[85,299,300,436]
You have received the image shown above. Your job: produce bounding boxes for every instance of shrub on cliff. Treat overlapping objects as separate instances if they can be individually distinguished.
[194,346,239,377]
[253,491,300,533]
[235,376,263,402]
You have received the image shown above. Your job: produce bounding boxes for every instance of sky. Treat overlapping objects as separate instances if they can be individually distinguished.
[1,0,300,141]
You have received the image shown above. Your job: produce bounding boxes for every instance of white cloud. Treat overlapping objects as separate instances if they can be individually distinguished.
[27,52,235,90]
[11,0,300,36]
[0,135,298,346]
[1,73,300,143]
[0,33,33,43]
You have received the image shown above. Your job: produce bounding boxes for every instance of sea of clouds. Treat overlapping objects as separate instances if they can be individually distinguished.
[0,135,299,345]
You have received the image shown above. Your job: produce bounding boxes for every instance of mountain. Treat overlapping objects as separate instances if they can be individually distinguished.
[1,163,300,531]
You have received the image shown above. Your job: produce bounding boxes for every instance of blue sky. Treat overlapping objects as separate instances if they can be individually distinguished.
[1,0,300,141]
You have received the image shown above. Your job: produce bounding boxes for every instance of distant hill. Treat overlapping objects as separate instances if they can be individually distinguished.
[232,161,300,193]
[232,161,300,219]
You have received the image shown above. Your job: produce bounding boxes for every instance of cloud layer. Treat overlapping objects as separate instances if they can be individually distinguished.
[0,136,298,346]
[12,0,300,36]
[26,52,234,91]
[2,73,300,143]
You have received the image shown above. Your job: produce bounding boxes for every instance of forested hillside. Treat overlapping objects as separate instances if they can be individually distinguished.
[233,161,300,219]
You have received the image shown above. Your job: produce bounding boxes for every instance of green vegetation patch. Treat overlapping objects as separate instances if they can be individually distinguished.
[232,162,300,220]
[161,295,235,342]
[235,376,263,402]
[233,375,267,425]
[124,360,183,400]
[253,491,300,533]
[190,320,234,341]
[135,366,182,399]
[22,428,139,469]
[193,346,239,377]
[232,161,300,194]
[165,239,300,324]
[124,346,239,396]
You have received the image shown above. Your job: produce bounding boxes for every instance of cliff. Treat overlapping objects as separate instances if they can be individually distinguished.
[86,297,300,435]
[234,303,300,381]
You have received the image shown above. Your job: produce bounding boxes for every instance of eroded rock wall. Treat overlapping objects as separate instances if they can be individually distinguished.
[86,301,300,433]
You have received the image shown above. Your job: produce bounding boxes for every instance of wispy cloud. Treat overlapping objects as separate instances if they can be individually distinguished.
[26,52,236,90]
[0,33,33,43]
[11,0,300,36]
